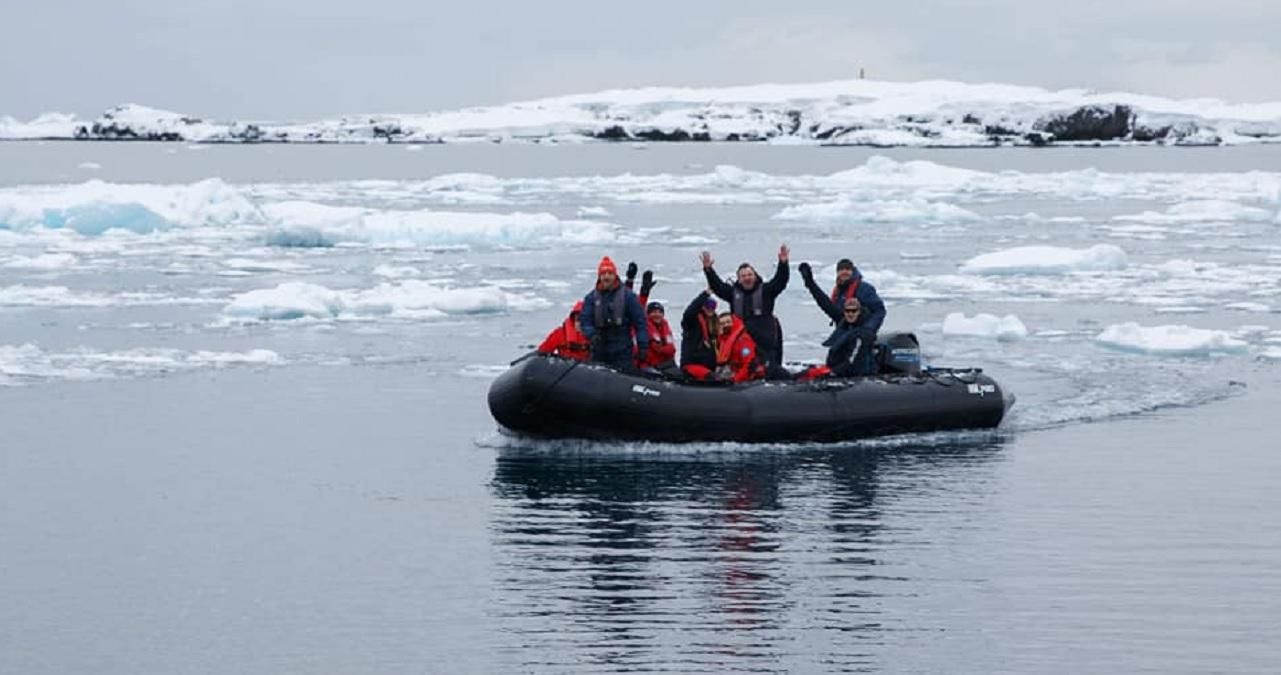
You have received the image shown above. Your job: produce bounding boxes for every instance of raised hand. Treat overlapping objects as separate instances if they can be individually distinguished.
[798,261,813,281]
[625,261,638,282]
[700,251,714,269]
[778,244,790,262]
[640,270,656,296]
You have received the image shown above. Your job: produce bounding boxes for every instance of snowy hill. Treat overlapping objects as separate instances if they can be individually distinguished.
[4,79,1281,146]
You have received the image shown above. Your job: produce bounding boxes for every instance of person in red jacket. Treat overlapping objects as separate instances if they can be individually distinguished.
[536,301,591,361]
[715,312,766,383]
[638,301,677,370]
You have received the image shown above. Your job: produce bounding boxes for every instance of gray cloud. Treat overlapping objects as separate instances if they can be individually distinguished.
[2,0,1279,120]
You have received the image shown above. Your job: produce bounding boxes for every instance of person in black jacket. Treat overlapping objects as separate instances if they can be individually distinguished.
[798,260,885,376]
[580,256,649,371]
[700,245,789,374]
[679,290,720,380]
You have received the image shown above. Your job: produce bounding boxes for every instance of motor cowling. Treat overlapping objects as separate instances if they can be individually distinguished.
[876,332,922,375]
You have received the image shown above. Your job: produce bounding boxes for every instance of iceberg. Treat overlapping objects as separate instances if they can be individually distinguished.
[5,79,1281,146]
[960,245,1128,275]
[0,179,262,234]
[941,313,1028,341]
[1096,323,1249,356]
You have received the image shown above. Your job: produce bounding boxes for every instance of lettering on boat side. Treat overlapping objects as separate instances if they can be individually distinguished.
[631,384,662,398]
[967,383,997,396]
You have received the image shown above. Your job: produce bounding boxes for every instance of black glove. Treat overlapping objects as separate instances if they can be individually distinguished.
[625,261,638,282]
[798,262,813,282]
[640,270,656,297]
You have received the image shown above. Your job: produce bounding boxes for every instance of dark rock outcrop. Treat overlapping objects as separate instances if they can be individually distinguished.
[1036,105,1133,141]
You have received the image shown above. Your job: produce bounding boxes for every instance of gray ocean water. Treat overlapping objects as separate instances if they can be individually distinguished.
[1,142,1279,673]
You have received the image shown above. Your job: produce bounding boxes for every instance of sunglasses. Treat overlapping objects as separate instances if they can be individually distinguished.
[844,307,861,314]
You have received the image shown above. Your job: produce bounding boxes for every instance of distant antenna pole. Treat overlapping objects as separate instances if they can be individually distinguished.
[859,67,865,79]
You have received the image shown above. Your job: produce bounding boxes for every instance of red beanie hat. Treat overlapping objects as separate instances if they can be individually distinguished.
[597,256,617,276]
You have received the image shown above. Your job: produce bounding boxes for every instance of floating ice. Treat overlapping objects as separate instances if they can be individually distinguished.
[223,280,542,322]
[0,343,281,386]
[1096,323,1249,356]
[0,179,263,234]
[262,201,620,249]
[1114,200,1276,224]
[1226,302,1271,313]
[960,244,1128,275]
[942,313,1028,341]
[773,198,980,224]
[2,253,77,270]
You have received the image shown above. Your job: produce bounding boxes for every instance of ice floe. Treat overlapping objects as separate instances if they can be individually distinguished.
[1096,323,1250,356]
[2,253,77,270]
[0,343,280,386]
[261,201,622,249]
[960,245,1128,275]
[773,198,980,224]
[941,313,1028,341]
[222,280,546,322]
[0,179,262,234]
[1114,200,1276,224]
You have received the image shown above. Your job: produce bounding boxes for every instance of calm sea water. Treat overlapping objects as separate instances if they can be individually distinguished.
[1,142,1279,673]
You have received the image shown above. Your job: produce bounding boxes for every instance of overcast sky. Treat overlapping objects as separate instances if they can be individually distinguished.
[3,0,1279,119]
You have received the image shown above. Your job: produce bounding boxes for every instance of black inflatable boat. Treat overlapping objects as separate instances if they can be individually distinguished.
[488,338,1011,443]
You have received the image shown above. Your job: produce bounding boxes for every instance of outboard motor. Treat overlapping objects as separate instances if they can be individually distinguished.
[876,332,922,375]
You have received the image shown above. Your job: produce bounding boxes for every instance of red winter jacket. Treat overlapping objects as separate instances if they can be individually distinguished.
[639,315,676,368]
[537,309,590,361]
[717,317,766,383]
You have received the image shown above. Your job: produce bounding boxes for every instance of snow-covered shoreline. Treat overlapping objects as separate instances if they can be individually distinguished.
[4,79,1281,146]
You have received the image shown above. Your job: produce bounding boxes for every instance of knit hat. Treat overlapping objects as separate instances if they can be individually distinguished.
[703,297,718,310]
[598,256,617,276]
[836,258,855,271]
[646,301,664,314]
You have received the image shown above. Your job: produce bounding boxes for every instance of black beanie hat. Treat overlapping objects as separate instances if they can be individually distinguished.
[837,258,855,271]
[646,301,664,314]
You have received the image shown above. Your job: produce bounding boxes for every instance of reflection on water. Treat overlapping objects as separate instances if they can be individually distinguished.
[488,438,1005,673]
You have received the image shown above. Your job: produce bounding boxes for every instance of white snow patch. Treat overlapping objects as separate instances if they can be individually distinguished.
[1096,323,1249,356]
[576,206,612,218]
[942,312,1028,341]
[77,162,102,171]
[960,244,1128,275]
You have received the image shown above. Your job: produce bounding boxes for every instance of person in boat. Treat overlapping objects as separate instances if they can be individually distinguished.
[700,245,790,376]
[580,256,649,371]
[639,301,678,372]
[714,311,766,383]
[535,300,591,361]
[811,258,886,331]
[799,260,885,377]
[680,290,721,381]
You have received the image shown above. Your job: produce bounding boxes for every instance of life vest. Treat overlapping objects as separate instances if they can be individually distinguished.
[558,316,591,359]
[716,318,764,382]
[731,284,765,318]
[830,277,862,306]
[592,285,627,329]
